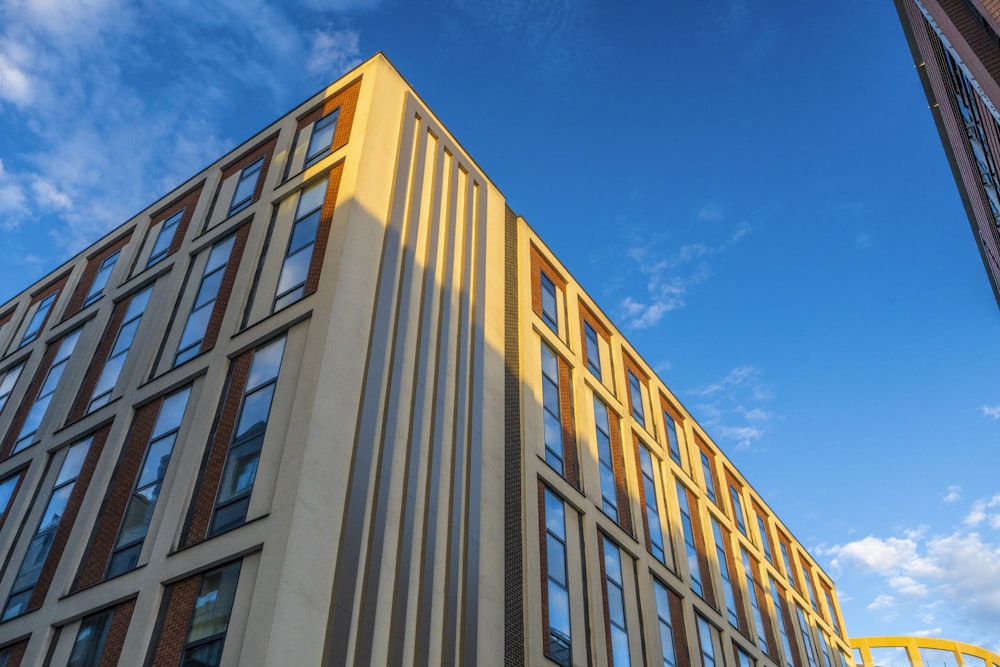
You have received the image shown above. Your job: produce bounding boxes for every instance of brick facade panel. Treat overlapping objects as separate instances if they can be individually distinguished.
[99,597,137,667]
[304,161,344,297]
[149,575,200,667]
[555,355,579,489]
[74,402,160,590]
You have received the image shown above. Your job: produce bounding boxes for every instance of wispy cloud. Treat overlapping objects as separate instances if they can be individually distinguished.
[615,215,750,330]
[826,494,1000,645]
[982,405,1000,420]
[943,485,961,503]
[690,365,774,451]
[0,0,365,276]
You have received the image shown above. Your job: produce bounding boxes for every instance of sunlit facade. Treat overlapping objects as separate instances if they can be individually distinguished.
[852,636,1000,667]
[894,0,1000,307]
[0,53,850,666]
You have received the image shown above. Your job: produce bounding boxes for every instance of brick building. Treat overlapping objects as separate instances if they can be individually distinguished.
[0,54,851,666]
[894,0,1000,307]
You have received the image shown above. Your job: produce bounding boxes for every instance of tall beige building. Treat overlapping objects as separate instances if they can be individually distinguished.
[0,54,851,666]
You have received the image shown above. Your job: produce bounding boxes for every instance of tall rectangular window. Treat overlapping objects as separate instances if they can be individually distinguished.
[541,343,565,475]
[653,580,679,667]
[68,609,113,667]
[19,291,57,347]
[2,437,91,620]
[824,590,842,636]
[601,537,631,667]
[795,605,820,667]
[584,321,601,378]
[83,251,120,308]
[147,210,183,268]
[88,286,152,412]
[638,446,666,563]
[228,157,264,216]
[817,630,834,667]
[0,471,24,527]
[181,561,242,666]
[741,550,771,656]
[676,481,704,598]
[737,648,756,667]
[779,539,796,589]
[712,518,740,629]
[627,370,645,426]
[305,109,339,167]
[729,484,747,536]
[13,329,81,453]
[210,336,285,535]
[756,512,774,564]
[696,616,718,667]
[274,178,327,311]
[107,387,191,577]
[594,398,620,522]
[540,272,559,332]
[700,450,718,502]
[0,362,25,414]
[175,235,237,365]
[663,408,682,466]
[770,579,798,667]
[543,488,571,666]
[801,561,820,612]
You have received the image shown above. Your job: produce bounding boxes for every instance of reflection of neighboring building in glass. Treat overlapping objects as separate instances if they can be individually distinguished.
[852,636,1000,667]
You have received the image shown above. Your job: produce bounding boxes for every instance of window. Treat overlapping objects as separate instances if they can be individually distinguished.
[68,609,113,667]
[663,408,682,466]
[274,178,327,311]
[779,539,796,589]
[19,291,57,347]
[638,446,666,563]
[305,109,339,167]
[795,605,820,667]
[541,344,566,475]
[107,387,191,577]
[210,336,285,535]
[181,561,242,667]
[228,157,264,216]
[741,550,771,656]
[696,616,718,667]
[0,472,23,526]
[594,398,620,522]
[584,321,601,378]
[729,484,747,536]
[543,488,571,666]
[737,647,756,667]
[2,437,91,620]
[601,537,631,667]
[627,370,645,426]
[817,631,835,667]
[653,580,679,667]
[676,481,705,598]
[711,518,740,629]
[0,362,25,414]
[824,590,842,636]
[800,560,820,612]
[756,512,774,564]
[770,579,798,667]
[540,272,559,332]
[700,450,717,503]
[175,235,237,365]
[88,286,152,412]
[147,210,183,267]
[82,251,120,308]
[13,329,82,453]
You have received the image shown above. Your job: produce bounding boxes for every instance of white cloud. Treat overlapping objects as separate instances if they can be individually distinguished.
[697,202,724,222]
[943,485,961,503]
[688,366,774,452]
[307,29,362,79]
[905,628,943,638]
[982,405,1000,419]
[0,52,34,106]
[828,496,1000,641]
[867,593,895,610]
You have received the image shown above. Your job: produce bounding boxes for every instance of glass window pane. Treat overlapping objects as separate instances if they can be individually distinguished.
[110,318,141,358]
[542,378,560,414]
[306,115,337,163]
[15,398,48,448]
[177,304,212,357]
[235,384,275,442]
[153,388,192,438]
[57,439,91,485]
[68,610,112,667]
[275,244,312,298]
[611,625,631,667]
[297,177,328,216]
[124,285,153,320]
[106,543,141,578]
[0,475,18,515]
[187,563,241,643]
[182,640,224,667]
[541,345,558,379]
[137,434,176,489]
[547,534,566,585]
[91,353,125,403]
[547,581,571,641]
[38,360,68,398]
[216,442,262,505]
[116,487,159,547]
[194,267,225,309]
[288,210,320,254]
[544,491,565,538]
[247,338,285,388]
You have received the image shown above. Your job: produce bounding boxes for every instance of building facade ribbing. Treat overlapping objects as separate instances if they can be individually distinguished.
[0,53,861,666]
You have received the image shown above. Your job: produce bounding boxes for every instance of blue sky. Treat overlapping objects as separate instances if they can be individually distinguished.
[1,0,999,651]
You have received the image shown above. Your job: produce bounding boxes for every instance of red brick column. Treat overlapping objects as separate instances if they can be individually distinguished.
[304,162,344,296]
[98,597,137,667]
[149,575,200,667]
